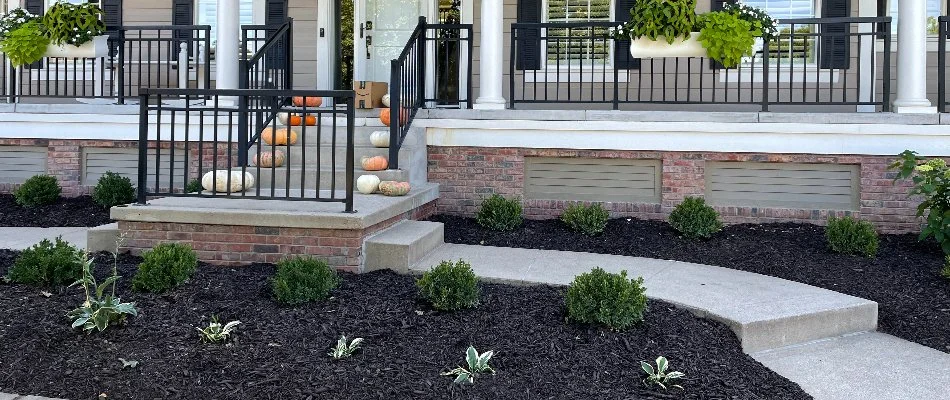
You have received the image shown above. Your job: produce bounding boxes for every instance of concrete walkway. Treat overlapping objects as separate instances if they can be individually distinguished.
[0,227,88,250]
[410,243,950,400]
[0,395,62,400]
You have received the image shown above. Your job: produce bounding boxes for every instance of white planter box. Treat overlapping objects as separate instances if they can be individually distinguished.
[629,35,707,58]
[44,35,109,59]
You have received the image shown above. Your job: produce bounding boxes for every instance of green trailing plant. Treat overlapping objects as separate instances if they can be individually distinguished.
[891,151,950,255]
[615,0,698,43]
[641,356,686,390]
[186,178,203,193]
[92,171,136,208]
[476,194,523,231]
[13,174,61,208]
[197,316,241,343]
[329,335,364,360]
[825,216,879,258]
[67,253,138,333]
[561,202,610,236]
[0,20,48,67]
[442,345,495,384]
[132,243,198,293]
[668,197,723,239]
[41,1,105,47]
[416,259,480,311]
[271,256,340,305]
[722,3,778,41]
[565,268,647,330]
[698,11,755,68]
[7,237,83,286]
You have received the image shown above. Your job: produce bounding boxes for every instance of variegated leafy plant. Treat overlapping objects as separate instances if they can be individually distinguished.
[641,356,685,390]
[442,346,495,384]
[329,335,364,360]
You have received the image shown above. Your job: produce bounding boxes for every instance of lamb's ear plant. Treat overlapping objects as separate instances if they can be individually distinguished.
[329,335,364,360]
[66,253,138,333]
[197,316,241,343]
[641,356,685,390]
[442,346,495,384]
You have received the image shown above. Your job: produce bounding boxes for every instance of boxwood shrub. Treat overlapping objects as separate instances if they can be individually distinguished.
[417,259,479,311]
[476,194,523,231]
[7,237,83,286]
[565,267,647,330]
[13,174,61,208]
[92,171,136,208]
[561,202,610,236]
[132,243,199,293]
[668,197,723,239]
[272,256,340,305]
[825,216,879,258]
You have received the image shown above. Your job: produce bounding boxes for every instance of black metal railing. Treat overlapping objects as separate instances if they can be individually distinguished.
[136,88,355,212]
[241,19,293,92]
[509,17,891,111]
[938,16,949,112]
[389,18,426,170]
[429,22,474,107]
[4,25,211,103]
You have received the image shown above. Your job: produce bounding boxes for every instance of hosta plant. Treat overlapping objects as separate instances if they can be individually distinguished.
[329,335,364,360]
[442,346,495,384]
[890,150,950,255]
[67,253,138,333]
[197,316,241,343]
[641,356,686,390]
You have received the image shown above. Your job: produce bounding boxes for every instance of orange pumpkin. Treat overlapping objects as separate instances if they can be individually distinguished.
[253,149,286,168]
[360,155,388,171]
[379,108,409,127]
[292,96,322,107]
[378,181,411,196]
[289,114,317,126]
[261,127,298,145]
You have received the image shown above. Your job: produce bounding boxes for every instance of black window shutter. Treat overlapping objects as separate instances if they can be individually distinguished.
[172,0,194,61]
[516,0,542,70]
[101,0,122,37]
[820,0,851,69]
[24,0,44,69]
[265,0,289,69]
[709,0,737,69]
[614,0,639,69]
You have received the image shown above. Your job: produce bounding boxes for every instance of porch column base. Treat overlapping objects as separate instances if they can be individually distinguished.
[893,99,937,114]
[473,98,506,110]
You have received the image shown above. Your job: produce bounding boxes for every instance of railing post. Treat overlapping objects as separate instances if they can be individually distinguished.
[508,27,515,109]
[882,19,892,112]
[761,36,770,112]
[137,92,150,204]
[6,62,15,104]
[286,19,294,90]
[417,16,427,109]
[940,18,947,113]
[117,29,125,104]
[612,37,620,110]
[389,59,401,170]
[237,69,250,167]
[344,95,355,212]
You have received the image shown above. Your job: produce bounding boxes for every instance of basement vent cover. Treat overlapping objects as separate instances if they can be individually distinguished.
[0,146,47,184]
[705,161,859,210]
[524,157,661,203]
[82,147,186,187]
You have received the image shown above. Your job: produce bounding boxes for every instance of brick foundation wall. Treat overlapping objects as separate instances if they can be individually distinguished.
[118,200,438,271]
[0,138,236,196]
[428,147,921,233]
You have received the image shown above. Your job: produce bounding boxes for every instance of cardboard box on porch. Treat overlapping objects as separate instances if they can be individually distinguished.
[354,80,388,109]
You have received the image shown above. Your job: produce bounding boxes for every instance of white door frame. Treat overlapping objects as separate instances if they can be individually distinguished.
[316,0,335,90]
[353,0,367,81]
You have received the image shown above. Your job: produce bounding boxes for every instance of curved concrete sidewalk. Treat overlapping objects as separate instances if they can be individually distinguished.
[0,227,87,250]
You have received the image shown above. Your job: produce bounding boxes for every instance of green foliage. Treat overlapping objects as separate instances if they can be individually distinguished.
[641,356,686,390]
[561,202,610,236]
[618,0,697,43]
[92,171,136,208]
[186,178,203,193]
[476,194,523,231]
[825,216,879,258]
[0,8,40,40]
[197,316,241,343]
[442,345,496,384]
[7,237,83,286]
[416,259,479,311]
[722,3,778,40]
[271,256,340,305]
[0,20,48,67]
[329,335,364,360]
[13,174,61,208]
[67,253,138,333]
[698,11,755,68]
[131,243,198,293]
[890,150,950,255]
[340,0,354,88]
[668,197,722,239]
[41,1,105,46]
[565,268,647,330]
[941,256,950,280]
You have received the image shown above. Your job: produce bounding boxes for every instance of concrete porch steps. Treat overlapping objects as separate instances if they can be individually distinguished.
[363,220,444,272]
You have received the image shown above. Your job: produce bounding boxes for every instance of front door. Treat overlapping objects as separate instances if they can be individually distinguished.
[354,0,424,83]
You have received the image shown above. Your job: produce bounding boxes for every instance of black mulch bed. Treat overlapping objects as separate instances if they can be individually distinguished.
[429,215,950,353]
[0,250,809,400]
[0,194,112,227]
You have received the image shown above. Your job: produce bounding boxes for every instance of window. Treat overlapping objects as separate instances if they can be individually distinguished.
[196,0,255,42]
[888,0,943,34]
[741,0,815,20]
[543,0,612,66]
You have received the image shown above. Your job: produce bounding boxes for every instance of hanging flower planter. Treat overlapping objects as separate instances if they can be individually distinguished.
[629,35,707,58]
[44,34,109,58]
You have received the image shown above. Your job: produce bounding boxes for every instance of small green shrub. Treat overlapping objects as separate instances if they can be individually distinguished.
[668,197,722,239]
[890,151,950,255]
[476,194,523,231]
[417,259,479,311]
[186,179,203,193]
[13,174,61,208]
[825,216,879,258]
[131,243,198,293]
[561,203,610,236]
[271,256,340,305]
[7,237,83,286]
[698,11,755,68]
[92,171,136,208]
[565,267,647,330]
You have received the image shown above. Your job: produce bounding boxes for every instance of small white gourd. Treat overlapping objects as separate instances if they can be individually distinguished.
[201,170,256,193]
[369,131,390,148]
[356,174,381,194]
[381,94,391,107]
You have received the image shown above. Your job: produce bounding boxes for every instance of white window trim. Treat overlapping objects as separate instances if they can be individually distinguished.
[527,0,626,83]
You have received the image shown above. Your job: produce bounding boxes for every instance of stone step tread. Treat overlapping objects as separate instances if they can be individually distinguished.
[364,221,445,273]
[408,244,878,353]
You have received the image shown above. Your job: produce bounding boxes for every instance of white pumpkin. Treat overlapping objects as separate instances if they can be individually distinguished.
[356,174,381,194]
[381,94,391,107]
[369,131,390,148]
[277,112,290,126]
[201,170,256,193]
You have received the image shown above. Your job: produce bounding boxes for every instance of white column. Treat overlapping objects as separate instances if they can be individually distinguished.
[474,0,506,109]
[215,0,241,90]
[893,0,937,113]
